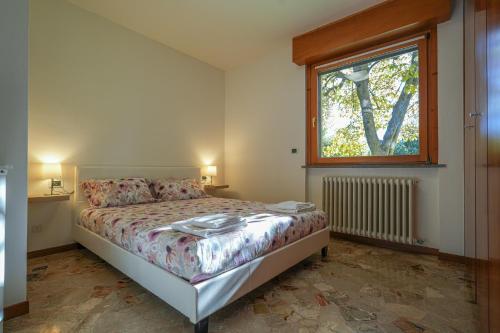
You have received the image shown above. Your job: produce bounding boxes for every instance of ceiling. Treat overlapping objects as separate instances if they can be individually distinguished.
[68,0,383,70]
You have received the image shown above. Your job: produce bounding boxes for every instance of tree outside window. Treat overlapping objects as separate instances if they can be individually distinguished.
[319,47,419,158]
[307,35,436,165]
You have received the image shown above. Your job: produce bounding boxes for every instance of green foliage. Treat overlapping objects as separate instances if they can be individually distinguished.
[394,139,419,155]
[320,48,420,158]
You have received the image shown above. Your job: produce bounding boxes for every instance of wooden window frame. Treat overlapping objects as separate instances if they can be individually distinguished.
[306,30,438,166]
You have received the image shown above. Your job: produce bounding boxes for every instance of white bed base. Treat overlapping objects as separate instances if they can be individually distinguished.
[72,166,330,330]
[73,224,329,323]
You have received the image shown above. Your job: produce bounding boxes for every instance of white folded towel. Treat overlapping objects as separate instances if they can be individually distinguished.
[189,213,242,229]
[171,214,246,238]
[265,201,316,214]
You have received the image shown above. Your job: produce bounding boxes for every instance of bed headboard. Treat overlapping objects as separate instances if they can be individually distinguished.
[74,165,200,204]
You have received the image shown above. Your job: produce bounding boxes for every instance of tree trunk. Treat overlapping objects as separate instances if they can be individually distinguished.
[380,78,417,153]
[354,64,386,155]
[381,53,418,153]
[352,55,418,156]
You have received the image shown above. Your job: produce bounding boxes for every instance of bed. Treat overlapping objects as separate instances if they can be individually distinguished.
[72,166,330,333]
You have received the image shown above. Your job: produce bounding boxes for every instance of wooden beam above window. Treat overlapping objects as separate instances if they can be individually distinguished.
[292,0,452,65]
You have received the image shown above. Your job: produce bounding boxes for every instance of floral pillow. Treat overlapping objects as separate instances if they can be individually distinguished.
[151,178,209,201]
[80,178,155,208]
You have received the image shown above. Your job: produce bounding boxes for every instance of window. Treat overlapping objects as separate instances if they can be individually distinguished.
[307,33,437,165]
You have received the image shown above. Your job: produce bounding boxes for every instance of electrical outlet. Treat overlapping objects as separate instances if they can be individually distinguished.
[31,225,43,233]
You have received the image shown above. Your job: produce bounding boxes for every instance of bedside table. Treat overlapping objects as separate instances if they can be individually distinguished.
[28,194,71,203]
[204,185,229,197]
[204,185,229,191]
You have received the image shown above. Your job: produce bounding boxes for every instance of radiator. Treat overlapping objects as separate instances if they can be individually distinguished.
[322,176,416,245]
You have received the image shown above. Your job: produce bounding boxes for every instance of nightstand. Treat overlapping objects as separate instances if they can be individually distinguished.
[27,193,73,257]
[28,194,71,203]
[204,185,229,191]
[204,185,229,197]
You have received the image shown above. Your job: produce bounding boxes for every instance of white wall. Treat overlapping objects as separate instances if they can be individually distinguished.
[225,1,464,254]
[0,0,29,308]
[28,0,225,251]
[225,41,306,203]
[436,2,465,255]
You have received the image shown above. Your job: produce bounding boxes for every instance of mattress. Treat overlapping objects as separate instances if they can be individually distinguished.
[78,197,327,283]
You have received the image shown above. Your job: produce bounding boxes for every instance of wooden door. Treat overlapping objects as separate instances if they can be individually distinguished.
[487,0,500,330]
[464,0,500,331]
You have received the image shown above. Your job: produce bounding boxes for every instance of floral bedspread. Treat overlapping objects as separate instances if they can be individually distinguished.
[78,197,327,283]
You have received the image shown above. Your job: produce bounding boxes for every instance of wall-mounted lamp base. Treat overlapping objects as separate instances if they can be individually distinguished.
[201,176,213,185]
[49,178,63,195]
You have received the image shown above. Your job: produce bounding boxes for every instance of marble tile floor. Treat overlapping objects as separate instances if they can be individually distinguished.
[5,239,478,333]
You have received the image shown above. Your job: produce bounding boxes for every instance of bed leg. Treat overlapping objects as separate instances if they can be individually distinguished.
[194,317,209,333]
[321,246,328,258]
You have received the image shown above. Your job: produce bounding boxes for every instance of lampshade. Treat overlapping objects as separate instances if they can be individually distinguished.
[202,165,217,177]
[42,163,62,179]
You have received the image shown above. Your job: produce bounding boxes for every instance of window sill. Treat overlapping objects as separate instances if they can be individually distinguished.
[302,163,446,169]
